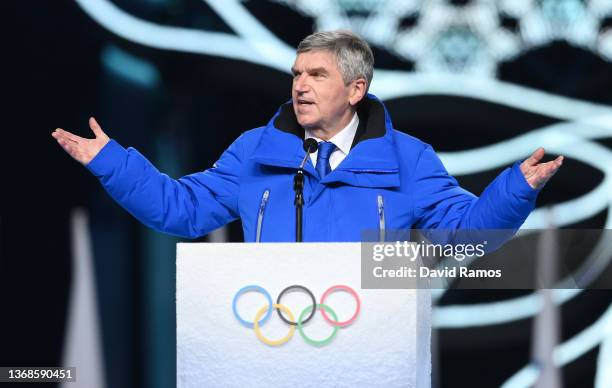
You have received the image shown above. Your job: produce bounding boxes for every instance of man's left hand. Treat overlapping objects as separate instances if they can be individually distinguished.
[520,147,564,190]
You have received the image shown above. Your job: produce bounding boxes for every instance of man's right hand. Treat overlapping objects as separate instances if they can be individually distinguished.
[52,117,110,165]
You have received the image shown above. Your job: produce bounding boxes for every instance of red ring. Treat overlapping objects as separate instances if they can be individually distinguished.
[319,285,361,327]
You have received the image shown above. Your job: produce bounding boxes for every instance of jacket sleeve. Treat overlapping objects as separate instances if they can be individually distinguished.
[412,145,539,232]
[86,137,243,239]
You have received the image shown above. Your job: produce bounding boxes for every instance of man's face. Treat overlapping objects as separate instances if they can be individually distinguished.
[291,50,354,132]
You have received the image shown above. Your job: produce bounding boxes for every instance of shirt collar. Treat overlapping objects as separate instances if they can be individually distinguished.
[304,112,359,155]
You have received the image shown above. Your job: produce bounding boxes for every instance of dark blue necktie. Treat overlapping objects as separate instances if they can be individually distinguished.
[315,141,336,178]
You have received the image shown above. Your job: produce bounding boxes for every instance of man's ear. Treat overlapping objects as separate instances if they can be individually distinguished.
[349,78,367,106]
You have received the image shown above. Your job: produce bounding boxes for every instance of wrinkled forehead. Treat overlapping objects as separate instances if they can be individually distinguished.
[292,49,339,71]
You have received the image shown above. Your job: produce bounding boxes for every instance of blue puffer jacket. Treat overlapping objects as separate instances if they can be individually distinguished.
[86,94,538,242]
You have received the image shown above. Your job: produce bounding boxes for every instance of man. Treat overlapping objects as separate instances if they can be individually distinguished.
[52,30,562,242]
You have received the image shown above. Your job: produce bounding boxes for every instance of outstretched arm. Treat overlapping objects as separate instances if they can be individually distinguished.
[413,145,563,231]
[51,118,241,238]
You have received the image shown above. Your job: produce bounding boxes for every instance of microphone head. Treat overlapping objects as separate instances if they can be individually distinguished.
[303,138,319,154]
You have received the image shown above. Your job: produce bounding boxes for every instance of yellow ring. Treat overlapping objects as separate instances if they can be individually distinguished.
[253,303,296,346]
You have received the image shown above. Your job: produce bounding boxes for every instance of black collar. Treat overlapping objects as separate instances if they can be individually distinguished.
[273,96,388,149]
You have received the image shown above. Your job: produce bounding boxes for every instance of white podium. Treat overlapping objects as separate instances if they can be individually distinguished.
[177,243,431,388]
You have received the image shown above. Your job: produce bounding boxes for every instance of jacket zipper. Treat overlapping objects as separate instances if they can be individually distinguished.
[255,189,270,243]
[377,194,385,242]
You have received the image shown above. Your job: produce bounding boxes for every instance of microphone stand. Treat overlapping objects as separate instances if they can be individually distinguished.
[294,169,305,242]
[294,139,318,242]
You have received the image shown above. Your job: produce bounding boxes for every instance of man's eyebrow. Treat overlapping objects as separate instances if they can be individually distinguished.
[307,67,328,74]
[290,66,329,75]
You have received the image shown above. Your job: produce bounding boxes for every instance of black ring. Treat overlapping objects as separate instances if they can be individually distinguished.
[276,285,316,326]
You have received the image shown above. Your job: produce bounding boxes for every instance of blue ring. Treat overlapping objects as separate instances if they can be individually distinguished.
[232,285,273,328]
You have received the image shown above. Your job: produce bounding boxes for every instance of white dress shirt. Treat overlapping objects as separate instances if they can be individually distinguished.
[304,112,359,171]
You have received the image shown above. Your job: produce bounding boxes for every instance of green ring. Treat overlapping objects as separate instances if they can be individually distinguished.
[297,303,339,347]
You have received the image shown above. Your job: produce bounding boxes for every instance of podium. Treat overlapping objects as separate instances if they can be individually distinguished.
[177,243,431,388]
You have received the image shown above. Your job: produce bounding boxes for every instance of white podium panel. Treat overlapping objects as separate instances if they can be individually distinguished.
[177,243,431,388]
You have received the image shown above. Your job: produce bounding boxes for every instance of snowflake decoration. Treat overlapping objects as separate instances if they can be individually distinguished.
[270,0,612,76]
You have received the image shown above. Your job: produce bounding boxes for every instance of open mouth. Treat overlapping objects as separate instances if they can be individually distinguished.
[297,99,314,106]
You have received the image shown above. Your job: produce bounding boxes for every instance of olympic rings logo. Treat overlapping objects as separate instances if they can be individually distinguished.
[232,284,361,347]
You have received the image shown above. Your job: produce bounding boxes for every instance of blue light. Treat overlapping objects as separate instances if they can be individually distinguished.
[101,45,160,87]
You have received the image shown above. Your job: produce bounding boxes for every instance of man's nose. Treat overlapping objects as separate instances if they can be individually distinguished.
[294,74,309,93]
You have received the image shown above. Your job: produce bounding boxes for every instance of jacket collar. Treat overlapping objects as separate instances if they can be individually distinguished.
[251,94,400,188]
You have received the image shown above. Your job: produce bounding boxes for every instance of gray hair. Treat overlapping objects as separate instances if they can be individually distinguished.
[297,30,374,90]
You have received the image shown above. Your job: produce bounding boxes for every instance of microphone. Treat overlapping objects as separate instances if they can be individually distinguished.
[294,138,319,242]
[299,138,318,169]
[303,138,318,153]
